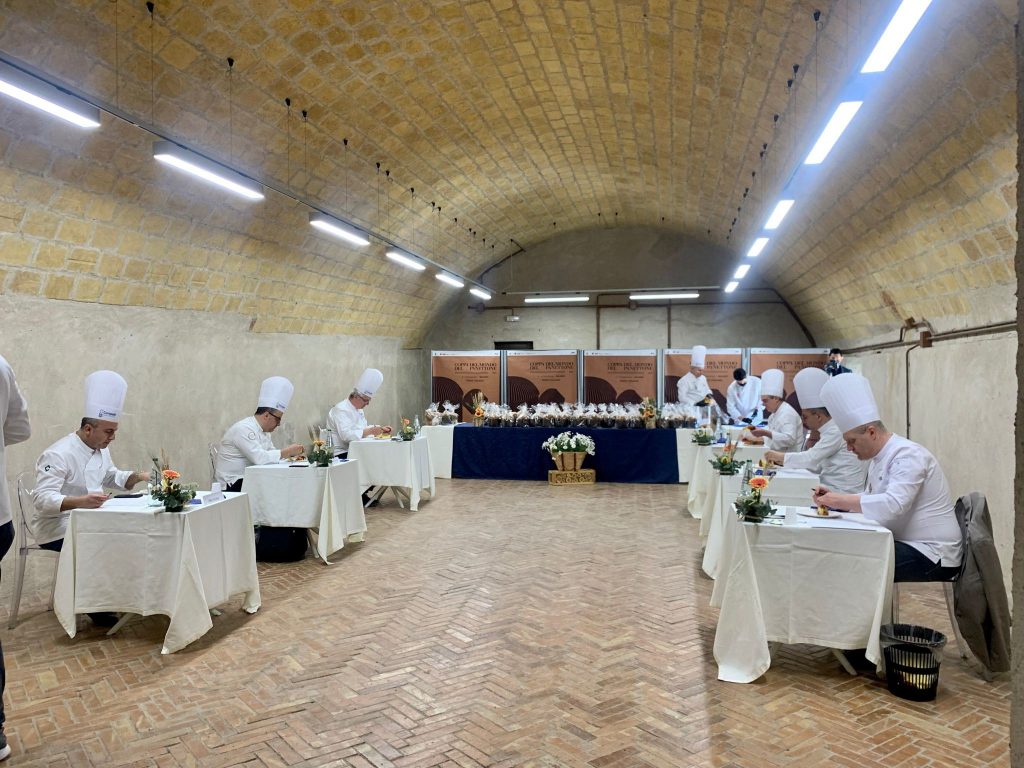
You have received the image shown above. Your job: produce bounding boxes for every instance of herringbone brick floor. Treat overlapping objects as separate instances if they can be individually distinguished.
[0,480,1010,766]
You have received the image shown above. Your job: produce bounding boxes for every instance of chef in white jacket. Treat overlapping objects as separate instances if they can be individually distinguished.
[813,373,962,582]
[327,368,391,456]
[0,355,29,759]
[764,367,867,492]
[32,371,151,550]
[214,376,303,491]
[745,368,803,452]
[676,345,713,406]
[725,368,762,424]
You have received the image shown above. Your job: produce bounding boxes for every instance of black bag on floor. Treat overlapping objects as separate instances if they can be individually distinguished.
[254,526,308,562]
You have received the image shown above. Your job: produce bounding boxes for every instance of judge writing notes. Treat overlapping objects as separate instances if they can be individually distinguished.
[811,373,961,582]
[676,345,713,406]
[214,376,304,492]
[744,369,803,452]
[327,368,391,458]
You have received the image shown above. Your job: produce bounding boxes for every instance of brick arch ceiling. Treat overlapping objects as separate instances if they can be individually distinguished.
[0,0,1015,346]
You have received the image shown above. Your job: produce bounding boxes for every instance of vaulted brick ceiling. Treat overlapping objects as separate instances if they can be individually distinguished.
[0,0,1016,344]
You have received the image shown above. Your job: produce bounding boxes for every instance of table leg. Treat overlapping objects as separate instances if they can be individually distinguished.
[106,613,135,636]
[832,649,858,676]
[306,530,333,565]
[364,486,387,508]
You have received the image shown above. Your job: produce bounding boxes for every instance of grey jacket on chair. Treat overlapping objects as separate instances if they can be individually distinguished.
[953,492,1011,675]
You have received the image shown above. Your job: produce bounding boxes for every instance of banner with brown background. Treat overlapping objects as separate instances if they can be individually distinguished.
[749,348,830,410]
[431,351,501,421]
[506,351,578,407]
[582,350,657,404]
[663,348,742,410]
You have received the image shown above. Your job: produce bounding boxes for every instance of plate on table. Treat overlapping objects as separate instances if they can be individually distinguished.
[799,507,842,519]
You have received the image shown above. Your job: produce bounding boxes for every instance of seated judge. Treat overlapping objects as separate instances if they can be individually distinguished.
[327,368,391,456]
[214,376,303,491]
[813,373,962,582]
[764,367,867,493]
[744,369,803,452]
[676,345,713,407]
[725,368,762,424]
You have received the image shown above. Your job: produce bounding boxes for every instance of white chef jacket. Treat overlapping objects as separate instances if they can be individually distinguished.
[781,419,867,494]
[677,372,712,406]
[765,401,804,453]
[31,432,132,545]
[861,434,962,567]
[214,415,281,486]
[327,398,367,453]
[0,355,30,528]
[726,377,762,423]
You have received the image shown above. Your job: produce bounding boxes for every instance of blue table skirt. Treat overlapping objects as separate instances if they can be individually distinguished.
[451,424,679,484]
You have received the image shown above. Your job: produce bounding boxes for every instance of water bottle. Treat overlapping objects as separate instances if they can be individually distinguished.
[413,415,420,434]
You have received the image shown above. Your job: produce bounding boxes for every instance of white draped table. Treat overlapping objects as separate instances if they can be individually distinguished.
[243,460,366,563]
[54,492,261,654]
[712,507,894,683]
[687,442,767,519]
[348,435,435,511]
[420,425,454,479]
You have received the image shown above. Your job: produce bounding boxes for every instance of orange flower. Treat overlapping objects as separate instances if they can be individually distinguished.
[474,406,485,418]
[748,476,768,490]
[162,469,180,480]
[402,418,411,426]
[313,440,324,446]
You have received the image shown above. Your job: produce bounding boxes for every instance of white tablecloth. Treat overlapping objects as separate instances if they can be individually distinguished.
[687,442,768,519]
[243,460,366,561]
[54,492,261,654]
[712,508,894,683]
[676,428,697,483]
[347,436,436,511]
[767,468,820,507]
[420,425,454,479]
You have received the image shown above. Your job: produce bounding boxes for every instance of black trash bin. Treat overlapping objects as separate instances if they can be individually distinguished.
[880,623,947,701]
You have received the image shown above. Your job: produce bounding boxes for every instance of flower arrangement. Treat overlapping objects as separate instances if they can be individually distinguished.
[540,431,597,455]
[398,417,418,441]
[691,427,714,446]
[308,440,333,467]
[640,397,658,428]
[734,475,774,522]
[709,442,742,475]
[471,392,487,425]
[150,454,197,512]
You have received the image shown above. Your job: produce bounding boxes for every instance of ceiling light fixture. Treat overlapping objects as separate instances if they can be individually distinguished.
[435,272,465,288]
[469,288,492,300]
[724,281,739,293]
[153,141,264,200]
[861,0,934,73]
[386,249,426,271]
[524,295,590,304]
[733,264,750,279]
[309,212,370,246]
[764,199,795,230]
[0,59,101,128]
[804,101,863,165]
[628,292,700,300]
[746,238,769,258]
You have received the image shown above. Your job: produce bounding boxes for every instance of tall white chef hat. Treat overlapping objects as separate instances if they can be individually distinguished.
[793,367,829,409]
[83,370,127,422]
[355,368,384,397]
[691,345,707,368]
[760,368,785,398]
[257,376,294,411]
[820,373,880,434]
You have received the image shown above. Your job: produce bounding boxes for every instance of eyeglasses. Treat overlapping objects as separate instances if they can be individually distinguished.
[267,411,283,425]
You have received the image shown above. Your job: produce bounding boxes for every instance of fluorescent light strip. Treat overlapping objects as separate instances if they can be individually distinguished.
[0,61,100,128]
[469,288,492,300]
[804,102,863,165]
[862,0,934,73]
[628,292,699,300]
[309,213,370,246]
[746,237,769,258]
[733,264,750,279]
[523,295,589,304]
[435,272,464,288]
[153,141,264,200]
[764,199,795,230]
[386,250,426,271]
[724,281,739,293]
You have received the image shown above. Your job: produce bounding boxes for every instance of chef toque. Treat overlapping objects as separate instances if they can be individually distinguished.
[820,373,880,434]
[793,367,829,409]
[760,369,785,398]
[691,345,707,368]
[355,368,384,397]
[258,376,294,411]
[83,370,127,422]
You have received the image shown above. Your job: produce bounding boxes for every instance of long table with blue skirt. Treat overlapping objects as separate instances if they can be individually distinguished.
[451,424,680,483]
